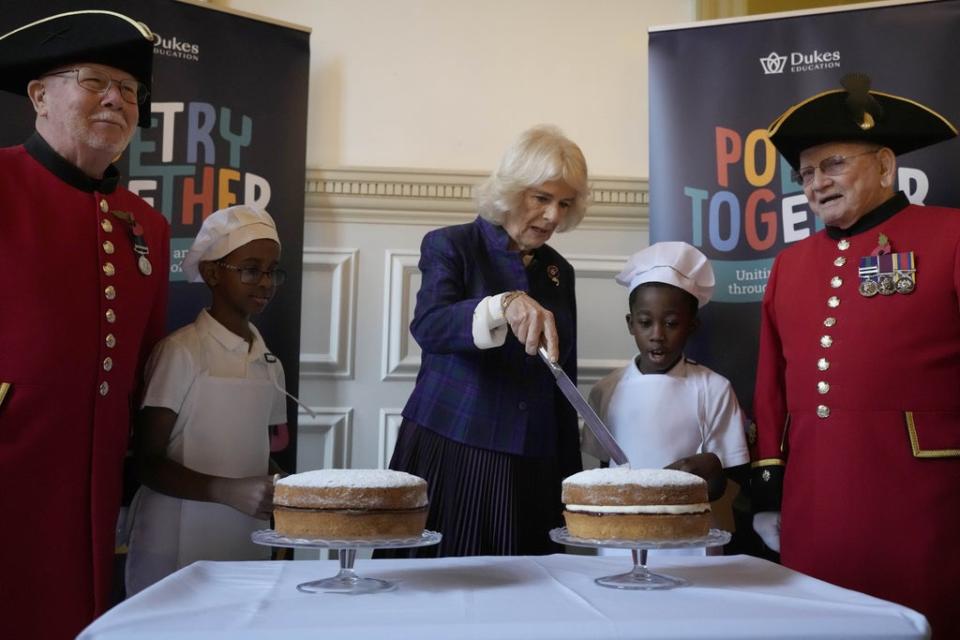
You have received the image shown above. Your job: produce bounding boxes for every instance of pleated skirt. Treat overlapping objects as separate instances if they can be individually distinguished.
[377,419,567,557]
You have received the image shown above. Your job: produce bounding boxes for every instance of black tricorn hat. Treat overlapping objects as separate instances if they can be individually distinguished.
[768,73,957,170]
[0,10,156,127]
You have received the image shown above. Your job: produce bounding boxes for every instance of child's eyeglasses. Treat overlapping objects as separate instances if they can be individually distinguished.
[217,262,287,285]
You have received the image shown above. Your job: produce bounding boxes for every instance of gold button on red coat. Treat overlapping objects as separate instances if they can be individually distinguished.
[102,357,113,372]
[105,334,116,348]
[99,381,109,396]
[103,241,115,255]
[99,199,109,213]
[817,405,831,418]
[101,218,113,233]
[103,262,115,277]
[105,286,116,300]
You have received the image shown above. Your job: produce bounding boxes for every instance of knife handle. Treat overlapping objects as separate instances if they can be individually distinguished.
[537,345,557,366]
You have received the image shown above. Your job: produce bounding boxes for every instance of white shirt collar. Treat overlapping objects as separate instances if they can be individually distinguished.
[195,309,270,362]
[631,354,688,378]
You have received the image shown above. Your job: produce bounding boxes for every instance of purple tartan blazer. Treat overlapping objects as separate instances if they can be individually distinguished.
[402,216,581,462]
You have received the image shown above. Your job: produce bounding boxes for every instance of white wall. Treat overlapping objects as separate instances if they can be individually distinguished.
[222,0,695,177]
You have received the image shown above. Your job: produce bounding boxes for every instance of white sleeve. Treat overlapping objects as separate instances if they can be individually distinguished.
[140,337,195,412]
[700,373,750,468]
[472,293,510,349]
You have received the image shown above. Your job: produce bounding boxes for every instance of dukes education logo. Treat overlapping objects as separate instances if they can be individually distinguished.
[153,32,200,62]
[759,52,787,74]
[759,49,840,75]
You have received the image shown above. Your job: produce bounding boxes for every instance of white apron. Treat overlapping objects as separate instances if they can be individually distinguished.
[126,374,275,595]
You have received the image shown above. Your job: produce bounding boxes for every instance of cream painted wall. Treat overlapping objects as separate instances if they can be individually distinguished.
[221,0,695,177]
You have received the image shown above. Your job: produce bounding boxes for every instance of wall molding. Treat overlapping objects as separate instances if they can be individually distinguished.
[378,408,405,469]
[295,407,353,471]
[566,254,634,384]
[305,167,648,231]
[300,248,358,379]
[381,250,422,381]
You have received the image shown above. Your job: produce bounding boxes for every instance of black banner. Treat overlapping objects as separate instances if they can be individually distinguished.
[1,0,310,469]
[648,0,960,412]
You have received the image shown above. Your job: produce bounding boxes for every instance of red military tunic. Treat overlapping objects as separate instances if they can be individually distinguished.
[0,134,169,639]
[753,192,960,637]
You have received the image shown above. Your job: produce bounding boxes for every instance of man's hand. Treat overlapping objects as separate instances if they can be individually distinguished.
[753,511,781,552]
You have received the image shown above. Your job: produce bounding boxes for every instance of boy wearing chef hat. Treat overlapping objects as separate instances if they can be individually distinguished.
[125,205,290,595]
[583,242,750,553]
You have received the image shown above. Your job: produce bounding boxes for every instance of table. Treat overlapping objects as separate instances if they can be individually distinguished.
[79,554,929,639]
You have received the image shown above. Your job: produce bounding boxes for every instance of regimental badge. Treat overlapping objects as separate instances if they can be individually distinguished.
[859,250,915,297]
[547,264,560,287]
[871,232,892,256]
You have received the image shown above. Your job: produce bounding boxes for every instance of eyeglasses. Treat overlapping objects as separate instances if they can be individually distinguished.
[217,262,287,286]
[791,148,881,186]
[43,67,149,105]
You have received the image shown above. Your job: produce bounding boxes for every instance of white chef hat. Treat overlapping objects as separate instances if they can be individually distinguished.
[615,241,715,308]
[180,205,281,283]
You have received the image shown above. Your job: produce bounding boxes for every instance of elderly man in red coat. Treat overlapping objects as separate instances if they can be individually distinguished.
[751,73,960,637]
[0,11,169,639]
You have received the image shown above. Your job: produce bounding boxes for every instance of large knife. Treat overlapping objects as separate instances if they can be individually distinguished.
[538,347,630,467]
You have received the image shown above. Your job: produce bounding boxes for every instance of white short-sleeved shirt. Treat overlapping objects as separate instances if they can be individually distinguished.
[141,309,287,464]
[583,356,749,469]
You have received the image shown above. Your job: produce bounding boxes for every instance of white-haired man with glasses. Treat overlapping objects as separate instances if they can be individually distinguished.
[0,11,169,638]
[752,73,960,637]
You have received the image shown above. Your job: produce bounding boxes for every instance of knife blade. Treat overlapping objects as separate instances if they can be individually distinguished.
[538,347,630,467]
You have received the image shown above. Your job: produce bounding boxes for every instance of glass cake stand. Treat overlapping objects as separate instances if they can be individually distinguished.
[550,527,731,590]
[252,529,442,594]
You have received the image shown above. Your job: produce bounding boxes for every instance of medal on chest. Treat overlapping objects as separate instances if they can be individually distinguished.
[857,233,915,297]
[110,209,153,276]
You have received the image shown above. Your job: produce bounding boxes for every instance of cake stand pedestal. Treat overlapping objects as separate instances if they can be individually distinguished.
[549,527,730,590]
[251,529,441,594]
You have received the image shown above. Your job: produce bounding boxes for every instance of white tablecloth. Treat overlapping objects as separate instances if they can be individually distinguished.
[79,554,929,639]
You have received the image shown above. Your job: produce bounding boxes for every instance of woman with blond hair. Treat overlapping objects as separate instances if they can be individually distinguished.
[385,125,590,556]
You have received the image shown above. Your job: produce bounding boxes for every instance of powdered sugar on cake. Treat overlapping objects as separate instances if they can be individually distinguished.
[278,469,425,489]
[563,467,703,488]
